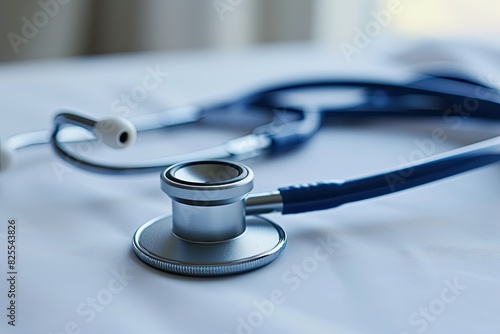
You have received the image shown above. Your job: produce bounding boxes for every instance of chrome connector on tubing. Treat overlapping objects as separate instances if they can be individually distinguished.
[245,191,283,215]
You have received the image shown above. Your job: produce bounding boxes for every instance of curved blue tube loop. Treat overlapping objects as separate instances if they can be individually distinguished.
[48,76,500,175]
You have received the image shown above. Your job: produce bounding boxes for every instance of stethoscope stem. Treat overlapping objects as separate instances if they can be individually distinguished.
[245,191,283,215]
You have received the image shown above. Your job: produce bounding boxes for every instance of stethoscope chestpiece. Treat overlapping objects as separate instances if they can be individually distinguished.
[133,160,287,277]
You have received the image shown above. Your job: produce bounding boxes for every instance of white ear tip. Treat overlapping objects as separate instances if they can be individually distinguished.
[0,145,15,172]
[95,117,137,149]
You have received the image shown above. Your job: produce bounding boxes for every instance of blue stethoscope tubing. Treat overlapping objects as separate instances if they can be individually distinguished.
[277,136,500,214]
[51,74,500,170]
[4,74,498,215]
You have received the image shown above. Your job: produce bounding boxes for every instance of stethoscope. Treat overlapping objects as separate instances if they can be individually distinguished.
[2,74,500,276]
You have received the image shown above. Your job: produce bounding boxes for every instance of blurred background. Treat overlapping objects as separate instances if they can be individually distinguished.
[1,0,500,62]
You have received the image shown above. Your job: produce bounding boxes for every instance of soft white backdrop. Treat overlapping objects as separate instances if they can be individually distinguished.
[1,0,500,62]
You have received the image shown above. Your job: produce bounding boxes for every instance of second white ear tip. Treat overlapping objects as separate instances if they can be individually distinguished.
[95,117,137,149]
[0,145,15,172]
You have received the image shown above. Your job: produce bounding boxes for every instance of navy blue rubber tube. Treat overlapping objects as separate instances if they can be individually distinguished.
[279,137,500,214]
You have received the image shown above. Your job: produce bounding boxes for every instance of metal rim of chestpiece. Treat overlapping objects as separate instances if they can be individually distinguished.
[133,160,287,277]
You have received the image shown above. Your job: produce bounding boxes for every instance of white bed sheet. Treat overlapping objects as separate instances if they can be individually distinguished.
[1,42,500,334]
